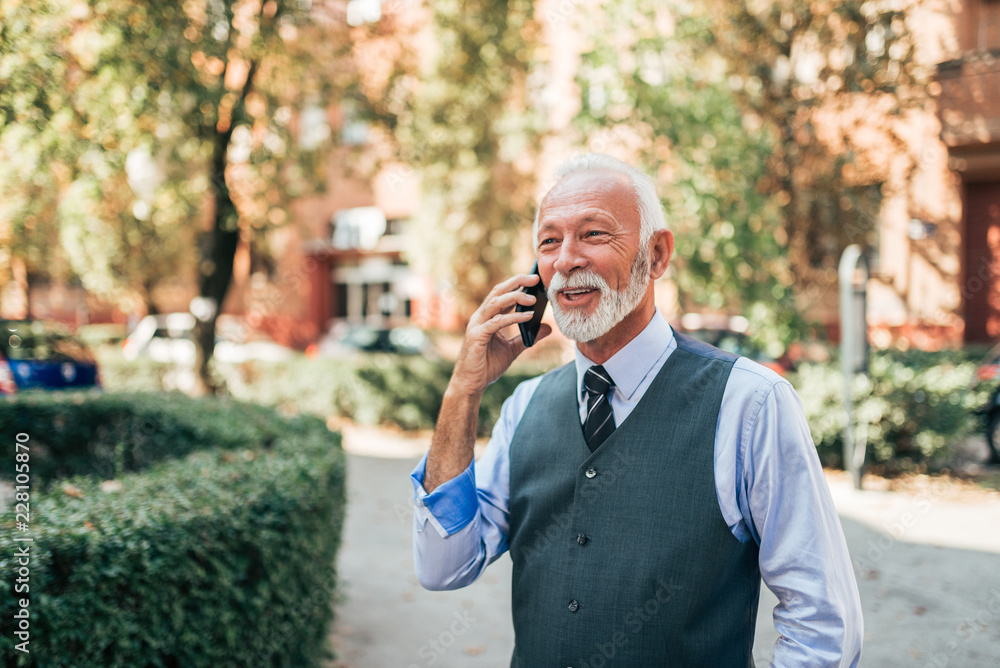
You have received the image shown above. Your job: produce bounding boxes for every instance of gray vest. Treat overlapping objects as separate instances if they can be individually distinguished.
[508,332,761,667]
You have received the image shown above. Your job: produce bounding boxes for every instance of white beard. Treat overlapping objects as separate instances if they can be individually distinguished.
[546,248,650,343]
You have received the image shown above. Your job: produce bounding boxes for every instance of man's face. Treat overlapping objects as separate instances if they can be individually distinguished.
[535,170,650,342]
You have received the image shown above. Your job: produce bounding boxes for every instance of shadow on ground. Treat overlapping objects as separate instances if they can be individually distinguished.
[329,452,1000,668]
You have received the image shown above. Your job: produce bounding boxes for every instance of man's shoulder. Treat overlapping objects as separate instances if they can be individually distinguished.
[672,330,740,363]
[728,356,792,400]
[718,358,799,438]
[669,333,791,404]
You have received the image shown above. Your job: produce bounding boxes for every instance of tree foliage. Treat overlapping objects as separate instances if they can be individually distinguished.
[0,1,82,299]
[367,0,546,317]
[708,0,924,283]
[1,0,351,392]
[574,0,925,352]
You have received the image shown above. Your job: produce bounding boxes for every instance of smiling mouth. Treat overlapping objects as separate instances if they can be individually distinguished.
[559,288,598,302]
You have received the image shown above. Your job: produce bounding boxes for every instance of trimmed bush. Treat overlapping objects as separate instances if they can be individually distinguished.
[97,352,547,436]
[96,347,992,471]
[0,392,319,485]
[790,349,990,472]
[0,394,346,667]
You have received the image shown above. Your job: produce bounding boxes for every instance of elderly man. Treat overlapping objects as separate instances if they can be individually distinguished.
[410,153,863,667]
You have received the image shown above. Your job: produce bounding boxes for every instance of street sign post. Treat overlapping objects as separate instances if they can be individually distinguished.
[839,245,869,490]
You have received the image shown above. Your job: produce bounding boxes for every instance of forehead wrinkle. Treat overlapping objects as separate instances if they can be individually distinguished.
[538,206,619,228]
[534,170,639,242]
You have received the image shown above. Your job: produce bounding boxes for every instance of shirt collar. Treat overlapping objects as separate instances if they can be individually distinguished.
[574,307,674,401]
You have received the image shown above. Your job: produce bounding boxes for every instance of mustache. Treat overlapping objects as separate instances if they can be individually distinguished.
[546,270,610,295]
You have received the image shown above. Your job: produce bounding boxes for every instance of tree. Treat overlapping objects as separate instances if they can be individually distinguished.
[0,0,85,312]
[573,0,924,352]
[707,0,924,292]
[1,0,351,393]
[365,0,545,318]
[1,0,198,314]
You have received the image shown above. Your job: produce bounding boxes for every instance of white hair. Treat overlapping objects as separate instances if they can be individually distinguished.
[533,153,667,247]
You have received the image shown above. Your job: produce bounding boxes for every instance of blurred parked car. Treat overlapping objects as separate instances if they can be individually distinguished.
[313,323,436,358]
[676,313,793,376]
[972,342,1000,464]
[0,320,101,393]
[122,313,295,364]
[76,322,129,351]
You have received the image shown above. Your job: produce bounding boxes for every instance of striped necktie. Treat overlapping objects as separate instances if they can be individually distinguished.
[583,365,616,451]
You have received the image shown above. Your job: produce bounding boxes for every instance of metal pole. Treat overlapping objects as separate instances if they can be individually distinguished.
[839,245,869,490]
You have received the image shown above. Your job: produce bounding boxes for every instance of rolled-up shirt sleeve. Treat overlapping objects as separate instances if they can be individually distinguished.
[411,456,479,536]
[744,379,864,668]
[411,377,540,591]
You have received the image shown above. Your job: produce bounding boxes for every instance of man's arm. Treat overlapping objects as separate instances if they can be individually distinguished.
[743,380,863,668]
[412,272,550,591]
[424,273,548,492]
[412,433,505,590]
[411,377,540,589]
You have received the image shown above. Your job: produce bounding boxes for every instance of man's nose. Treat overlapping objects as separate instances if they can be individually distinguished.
[552,238,587,276]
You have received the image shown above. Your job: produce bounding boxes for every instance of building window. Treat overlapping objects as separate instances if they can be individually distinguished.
[346,0,381,27]
[340,99,370,146]
[360,283,371,318]
[331,278,412,326]
[385,218,409,236]
[299,105,331,151]
[331,207,386,250]
[334,283,349,319]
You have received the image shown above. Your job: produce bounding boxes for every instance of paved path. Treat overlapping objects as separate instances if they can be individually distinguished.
[327,426,1000,667]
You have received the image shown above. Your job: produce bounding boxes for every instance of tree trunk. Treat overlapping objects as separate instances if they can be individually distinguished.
[143,277,159,315]
[10,258,31,319]
[192,131,241,395]
[191,62,258,396]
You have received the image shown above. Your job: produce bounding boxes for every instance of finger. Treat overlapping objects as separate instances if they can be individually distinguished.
[473,287,538,325]
[483,272,542,302]
[474,309,534,340]
[506,331,528,358]
[487,289,537,317]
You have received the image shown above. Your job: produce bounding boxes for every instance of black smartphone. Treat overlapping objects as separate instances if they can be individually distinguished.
[516,260,548,347]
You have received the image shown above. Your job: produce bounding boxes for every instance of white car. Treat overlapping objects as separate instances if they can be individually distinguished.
[122,313,295,364]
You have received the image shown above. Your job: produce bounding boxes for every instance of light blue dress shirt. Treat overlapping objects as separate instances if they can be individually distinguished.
[410,309,863,667]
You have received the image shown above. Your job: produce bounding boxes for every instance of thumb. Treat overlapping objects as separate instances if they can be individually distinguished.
[508,323,553,357]
[533,323,553,344]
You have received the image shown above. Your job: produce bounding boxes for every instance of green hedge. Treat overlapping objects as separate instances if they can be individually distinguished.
[0,392,320,485]
[96,347,990,473]
[0,394,346,667]
[790,349,990,472]
[98,352,547,437]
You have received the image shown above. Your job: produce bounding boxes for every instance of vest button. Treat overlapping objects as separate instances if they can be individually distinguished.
[585,467,597,478]
[577,533,588,545]
[568,599,579,612]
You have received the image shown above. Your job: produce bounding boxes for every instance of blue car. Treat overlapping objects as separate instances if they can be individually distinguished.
[0,320,101,394]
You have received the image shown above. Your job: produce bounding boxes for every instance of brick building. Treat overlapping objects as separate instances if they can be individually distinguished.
[936,0,1000,343]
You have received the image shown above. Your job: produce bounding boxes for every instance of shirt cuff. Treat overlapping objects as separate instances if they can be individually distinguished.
[410,453,479,536]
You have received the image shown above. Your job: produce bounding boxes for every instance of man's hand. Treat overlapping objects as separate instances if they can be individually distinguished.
[449,273,552,397]
[424,273,551,492]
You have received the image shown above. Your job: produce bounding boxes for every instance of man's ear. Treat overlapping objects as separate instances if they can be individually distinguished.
[648,229,674,280]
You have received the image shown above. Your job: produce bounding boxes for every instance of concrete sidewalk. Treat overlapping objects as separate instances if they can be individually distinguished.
[327,426,1000,667]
